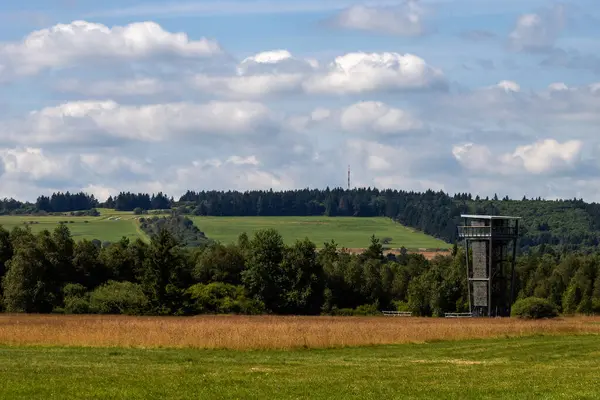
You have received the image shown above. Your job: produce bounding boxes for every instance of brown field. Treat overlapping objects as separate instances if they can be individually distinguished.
[0,314,599,350]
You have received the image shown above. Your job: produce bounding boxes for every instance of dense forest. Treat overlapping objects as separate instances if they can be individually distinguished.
[138,216,210,248]
[1,187,600,253]
[0,222,598,316]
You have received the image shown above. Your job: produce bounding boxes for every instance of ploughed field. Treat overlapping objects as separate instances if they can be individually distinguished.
[0,315,599,399]
[0,211,450,250]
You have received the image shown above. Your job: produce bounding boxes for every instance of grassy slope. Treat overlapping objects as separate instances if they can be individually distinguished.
[0,215,141,242]
[0,335,598,399]
[0,212,449,249]
[192,216,450,249]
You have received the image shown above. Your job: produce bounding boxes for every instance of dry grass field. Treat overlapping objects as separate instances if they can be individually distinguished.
[1,314,599,350]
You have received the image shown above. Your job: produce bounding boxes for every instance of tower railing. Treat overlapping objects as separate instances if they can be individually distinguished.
[457,226,518,238]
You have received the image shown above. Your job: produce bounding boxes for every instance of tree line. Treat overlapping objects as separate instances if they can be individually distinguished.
[3,187,600,253]
[0,221,598,316]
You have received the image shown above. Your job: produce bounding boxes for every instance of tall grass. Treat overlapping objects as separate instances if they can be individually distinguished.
[0,315,598,350]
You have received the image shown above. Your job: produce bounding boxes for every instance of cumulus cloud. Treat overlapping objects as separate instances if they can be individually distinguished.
[304,52,446,94]
[453,139,583,175]
[53,49,445,99]
[291,101,425,139]
[195,50,445,98]
[339,101,424,134]
[0,20,223,79]
[0,147,76,181]
[493,80,521,93]
[0,147,154,184]
[330,1,426,36]
[8,100,281,145]
[57,78,167,97]
[508,4,567,53]
[170,155,295,192]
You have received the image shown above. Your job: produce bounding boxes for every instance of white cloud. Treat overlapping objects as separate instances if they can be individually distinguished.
[509,139,582,174]
[508,5,566,52]
[291,101,424,138]
[0,20,223,78]
[331,1,426,36]
[548,82,568,91]
[493,80,521,93]
[13,100,280,145]
[172,155,295,192]
[339,101,424,134]
[57,78,166,97]
[0,147,75,181]
[453,139,583,175]
[45,47,445,99]
[304,52,446,94]
[191,73,305,98]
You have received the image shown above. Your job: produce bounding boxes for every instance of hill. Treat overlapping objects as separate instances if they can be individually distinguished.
[190,216,449,250]
[0,212,448,251]
[3,188,600,253]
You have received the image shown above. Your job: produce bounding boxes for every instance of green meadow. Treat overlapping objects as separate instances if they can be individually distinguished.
[0,212,449,250]
[190,216,450,249]
[0,335,597,399]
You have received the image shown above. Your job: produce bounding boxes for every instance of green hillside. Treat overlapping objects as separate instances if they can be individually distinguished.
[191,216,449,249]
[0,213,448,250]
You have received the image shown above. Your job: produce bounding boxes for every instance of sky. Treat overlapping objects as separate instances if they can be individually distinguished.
[1,0,600,202]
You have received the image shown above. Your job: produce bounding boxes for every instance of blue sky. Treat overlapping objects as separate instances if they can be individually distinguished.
[1,0,600,202]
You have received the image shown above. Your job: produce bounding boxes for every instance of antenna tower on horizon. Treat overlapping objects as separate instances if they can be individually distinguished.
[347,165,351,190]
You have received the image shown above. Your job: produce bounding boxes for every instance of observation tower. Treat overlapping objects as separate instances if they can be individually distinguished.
[458,215,520,317]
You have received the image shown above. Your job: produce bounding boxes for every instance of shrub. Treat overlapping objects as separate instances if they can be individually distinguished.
[511,297,558,319]
[186,282,265,315]
[328,304,381,316]
[392,300,409,312]
[64,296,91,314]
[62,283,90,314]
[89,281,149,315]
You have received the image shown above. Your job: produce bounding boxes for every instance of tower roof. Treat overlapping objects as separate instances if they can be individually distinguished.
[460,214,521,220]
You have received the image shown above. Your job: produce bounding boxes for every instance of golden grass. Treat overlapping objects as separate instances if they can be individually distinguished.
[0,314,599,350]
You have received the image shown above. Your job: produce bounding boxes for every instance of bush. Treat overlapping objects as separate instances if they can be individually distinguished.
[89,281,149,315]
[186,283,265,315]
[511,297,558,319]
[392,300,409,312]
[62,283,90,314]
[64,296,91,314]
[328,304,381,316]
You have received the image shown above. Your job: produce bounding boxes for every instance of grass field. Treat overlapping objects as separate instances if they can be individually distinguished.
[191,216,450,249]
[0,212,450,250]
[0,214,141,242]
[0,317,598,399]
[1,314,598,349]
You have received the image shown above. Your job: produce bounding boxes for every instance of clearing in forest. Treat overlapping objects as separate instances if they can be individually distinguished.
[191,216,450,249]
[0,212,449,250]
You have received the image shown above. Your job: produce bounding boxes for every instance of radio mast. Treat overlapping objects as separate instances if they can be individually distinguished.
[347,165,351,190]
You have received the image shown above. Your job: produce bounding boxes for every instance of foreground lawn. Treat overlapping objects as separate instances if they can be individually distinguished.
[192,216,450,249]
[0,335,598,399]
